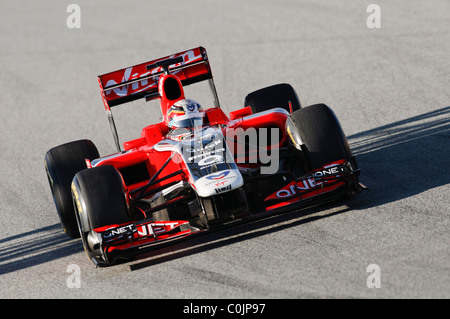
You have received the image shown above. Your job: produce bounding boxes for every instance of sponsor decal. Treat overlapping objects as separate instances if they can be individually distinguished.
[215,181,227,187]
[215,184,232,194]
[102,49,202,99]
[101,224,136,241]
[198,154,223,166]
[187,148,225,162]
[185,138,222,154]
[206,170,230,180]
[100,221,191,244]
[266,163,351,200]
[313,164,348,178]
[186,103,195,111]
[136,221,187,237]
[274,180,321,199]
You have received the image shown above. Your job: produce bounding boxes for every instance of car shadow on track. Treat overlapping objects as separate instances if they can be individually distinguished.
[130,203,353,271]
[129,105,450,271]
[0,224,82,275]
[347,105,450,209]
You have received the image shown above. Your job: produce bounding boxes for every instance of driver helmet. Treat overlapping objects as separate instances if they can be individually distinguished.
[167,99,205,129]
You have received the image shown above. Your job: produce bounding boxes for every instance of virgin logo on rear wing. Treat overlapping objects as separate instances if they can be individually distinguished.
[97,46,212,109]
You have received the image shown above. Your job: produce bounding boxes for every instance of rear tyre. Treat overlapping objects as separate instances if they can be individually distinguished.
[44,139,99,238]
[244,83,301,114]
[72,165,130,262]
[286,104,354,171]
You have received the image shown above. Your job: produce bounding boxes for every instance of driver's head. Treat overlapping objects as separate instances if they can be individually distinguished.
[167,99,204,129]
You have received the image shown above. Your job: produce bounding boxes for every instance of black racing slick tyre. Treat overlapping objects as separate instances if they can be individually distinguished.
[244,83,301,114]
[44,139,99,238]
[72,165,129,230]
[71,165,130,262]
[286,104,354,171]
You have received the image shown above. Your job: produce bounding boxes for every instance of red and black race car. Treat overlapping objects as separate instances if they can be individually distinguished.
[45,47,367,266]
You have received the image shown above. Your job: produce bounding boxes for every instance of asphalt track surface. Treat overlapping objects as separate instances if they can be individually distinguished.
[1,0,449,299]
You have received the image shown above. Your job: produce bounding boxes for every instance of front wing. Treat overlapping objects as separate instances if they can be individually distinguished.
[89,159,365,266]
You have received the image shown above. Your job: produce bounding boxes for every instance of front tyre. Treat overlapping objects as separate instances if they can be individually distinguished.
[71,165,130,263]
[286,103,354,171]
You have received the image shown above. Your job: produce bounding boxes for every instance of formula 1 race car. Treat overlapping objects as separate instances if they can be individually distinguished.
[45,47,366,266]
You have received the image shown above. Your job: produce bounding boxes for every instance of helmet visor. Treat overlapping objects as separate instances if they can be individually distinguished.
[169,113,204,128]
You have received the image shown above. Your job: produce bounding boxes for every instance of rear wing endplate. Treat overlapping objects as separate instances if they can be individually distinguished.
[98,46,212,110]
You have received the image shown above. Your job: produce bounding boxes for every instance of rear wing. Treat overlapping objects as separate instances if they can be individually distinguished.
[98,46,213,110]
[98,46,220,153]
